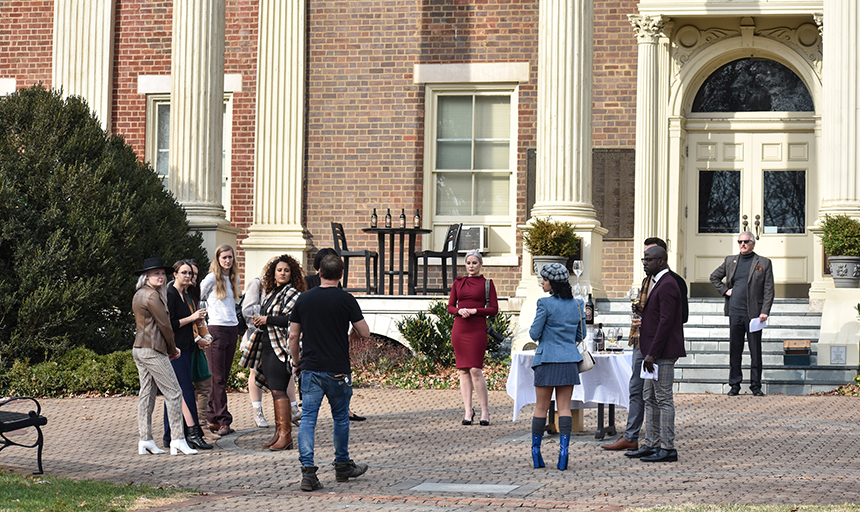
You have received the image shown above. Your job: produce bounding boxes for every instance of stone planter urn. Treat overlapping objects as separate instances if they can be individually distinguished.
[828,255,860,288]
[532,255,569,276]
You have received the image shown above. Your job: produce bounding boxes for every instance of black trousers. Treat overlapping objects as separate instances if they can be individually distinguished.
[728,314,762,391]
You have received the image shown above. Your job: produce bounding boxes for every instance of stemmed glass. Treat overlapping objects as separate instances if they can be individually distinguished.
[572,260,583,284]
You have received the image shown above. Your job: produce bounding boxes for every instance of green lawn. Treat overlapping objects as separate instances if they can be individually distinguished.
[0,470,193,512]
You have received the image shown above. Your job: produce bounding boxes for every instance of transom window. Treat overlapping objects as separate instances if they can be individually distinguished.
[692,58,814,113]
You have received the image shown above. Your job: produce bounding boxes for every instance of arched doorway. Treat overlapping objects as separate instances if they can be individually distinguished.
[683,58,817,297]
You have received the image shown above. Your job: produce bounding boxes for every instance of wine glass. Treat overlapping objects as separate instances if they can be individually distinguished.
[252,304,261,321]
[572,260,584,280]
[629,285,640,304]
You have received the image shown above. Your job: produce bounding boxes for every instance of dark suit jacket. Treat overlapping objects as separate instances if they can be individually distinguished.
[639,271,686,360]
[709,252,775,318]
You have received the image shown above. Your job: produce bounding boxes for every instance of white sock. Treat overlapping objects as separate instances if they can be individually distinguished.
[252,402,262,409]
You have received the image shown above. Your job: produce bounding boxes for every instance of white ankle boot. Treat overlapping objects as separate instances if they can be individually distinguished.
[253,406,269,428]
[169,438,199,455]
[138,439,165,455]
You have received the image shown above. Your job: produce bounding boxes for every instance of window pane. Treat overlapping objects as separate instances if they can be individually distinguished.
[763,170,805,234]
[698,170,740,233]
[437,141,471,169]
[692,58,814,112]
[475,96,510,139]
[156,103,170,181]
[437,96,472,139]
[475,141,509,170]
[475,172,509,216]
[436,172,472,215]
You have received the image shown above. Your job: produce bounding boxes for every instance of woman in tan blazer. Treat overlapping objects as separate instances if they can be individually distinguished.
[132,257,198,456]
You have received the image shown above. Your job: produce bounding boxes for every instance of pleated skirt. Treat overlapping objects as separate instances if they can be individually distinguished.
[533,362,581,387]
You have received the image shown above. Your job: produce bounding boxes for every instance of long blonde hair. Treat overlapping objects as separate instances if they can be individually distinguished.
[210,244,240,300]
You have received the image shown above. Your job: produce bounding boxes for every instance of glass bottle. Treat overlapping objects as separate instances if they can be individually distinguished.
[413,209,421,228]
[585,293,594,325]
[594,323,604,352]
[384,208,392,228]
[399,208,406,228]
[370,208,378,228]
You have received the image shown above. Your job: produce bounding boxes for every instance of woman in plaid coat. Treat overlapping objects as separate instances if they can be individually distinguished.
[240,254,306,450]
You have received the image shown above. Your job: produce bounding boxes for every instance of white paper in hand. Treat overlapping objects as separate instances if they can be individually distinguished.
[640,361,659,380]
[749,318,767,333]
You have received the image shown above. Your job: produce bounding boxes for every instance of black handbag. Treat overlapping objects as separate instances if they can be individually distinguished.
[235,294,248,337]
[485,280,505,343]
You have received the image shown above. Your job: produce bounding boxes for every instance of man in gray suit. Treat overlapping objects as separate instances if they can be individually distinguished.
[709,232,775,396]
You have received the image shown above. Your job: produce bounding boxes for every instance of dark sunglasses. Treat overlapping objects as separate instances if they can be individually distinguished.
[737,240,754,245]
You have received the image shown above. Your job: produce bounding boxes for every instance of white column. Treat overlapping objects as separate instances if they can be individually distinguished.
[514,0,606,350]
[241,1,308,281]
[52,0,115,132]
[819,0,860,216]
[169,0,237,257]
[629,14,666,283]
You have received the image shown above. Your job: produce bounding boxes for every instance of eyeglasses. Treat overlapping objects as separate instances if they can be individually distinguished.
[737,240,754,245]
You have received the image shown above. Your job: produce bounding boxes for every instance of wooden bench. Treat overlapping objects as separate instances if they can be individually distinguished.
[0,396,48,474]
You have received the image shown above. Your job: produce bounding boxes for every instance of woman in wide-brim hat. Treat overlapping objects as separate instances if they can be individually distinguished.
[131,257,198,456]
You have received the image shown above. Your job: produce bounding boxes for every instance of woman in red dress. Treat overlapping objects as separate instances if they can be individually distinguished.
[447,250,498,425]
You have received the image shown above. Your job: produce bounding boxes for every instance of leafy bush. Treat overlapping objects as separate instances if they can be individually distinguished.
[0,85,208,368]
[396,300,512,367]
[522,217,580,257]
[819,214,860,256]
[0,349,138,397]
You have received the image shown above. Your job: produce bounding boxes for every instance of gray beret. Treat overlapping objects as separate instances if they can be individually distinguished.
[539,262,569,282]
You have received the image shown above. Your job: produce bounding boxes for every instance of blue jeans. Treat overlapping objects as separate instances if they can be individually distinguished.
[298,370,353,467]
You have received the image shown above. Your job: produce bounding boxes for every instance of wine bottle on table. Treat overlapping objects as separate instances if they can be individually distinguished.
[413,209,421,228]
[370,208,378,228]
[585,293,594,325]
[384,208,392,228]
[399,208,406,228]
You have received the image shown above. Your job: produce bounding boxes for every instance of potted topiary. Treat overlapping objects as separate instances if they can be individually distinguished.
[819,214,860,288]
[521,217,581,275]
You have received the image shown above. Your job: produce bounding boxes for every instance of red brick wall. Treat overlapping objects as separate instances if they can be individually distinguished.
[602,239,635,298]
[303,0,539,296]
[592,0,639,148]
[0,0,54,88]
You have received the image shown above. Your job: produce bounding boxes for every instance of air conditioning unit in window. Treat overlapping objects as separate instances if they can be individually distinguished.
[458,225,489,253]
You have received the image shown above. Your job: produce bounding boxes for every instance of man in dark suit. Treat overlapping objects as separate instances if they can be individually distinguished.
[602,237,688,451]
[709,232,775,397]
[624,246,686,463]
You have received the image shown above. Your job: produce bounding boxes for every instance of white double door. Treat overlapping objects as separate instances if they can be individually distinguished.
[685,130,816,286]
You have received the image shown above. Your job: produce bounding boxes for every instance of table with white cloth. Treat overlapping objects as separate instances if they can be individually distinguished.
[506,350,633,439]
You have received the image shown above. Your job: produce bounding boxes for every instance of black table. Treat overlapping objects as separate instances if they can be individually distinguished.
[362,227,432,295]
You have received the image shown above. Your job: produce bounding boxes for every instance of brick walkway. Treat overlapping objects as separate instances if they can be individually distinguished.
[3,389,860,511]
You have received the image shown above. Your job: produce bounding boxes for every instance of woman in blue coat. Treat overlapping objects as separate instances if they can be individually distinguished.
[528,263,584,471]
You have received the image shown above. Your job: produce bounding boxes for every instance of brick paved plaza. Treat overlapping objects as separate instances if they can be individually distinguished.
[3,389,860,511]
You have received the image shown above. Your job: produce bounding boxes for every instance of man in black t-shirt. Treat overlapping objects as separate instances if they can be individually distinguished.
[289,255,371,492]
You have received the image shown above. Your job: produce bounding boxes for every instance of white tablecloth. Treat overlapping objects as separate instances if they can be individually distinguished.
[506,350,633,421]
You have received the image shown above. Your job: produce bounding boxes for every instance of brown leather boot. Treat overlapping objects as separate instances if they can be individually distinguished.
[261,401,281,448]
[269,398,294,451]
[195,377,220,440]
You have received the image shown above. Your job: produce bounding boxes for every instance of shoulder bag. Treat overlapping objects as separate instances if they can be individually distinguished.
[484,279,505,343]
[576,298,595,373]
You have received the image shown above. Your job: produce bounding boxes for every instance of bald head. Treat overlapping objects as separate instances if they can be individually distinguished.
[643,246,669,276]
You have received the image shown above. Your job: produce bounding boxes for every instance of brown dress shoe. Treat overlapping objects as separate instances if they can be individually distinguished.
[216,424,235,436]
[601,437,639,451]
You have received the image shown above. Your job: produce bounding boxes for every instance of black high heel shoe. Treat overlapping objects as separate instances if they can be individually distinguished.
[479,413,490,426]
[462,408,475,425]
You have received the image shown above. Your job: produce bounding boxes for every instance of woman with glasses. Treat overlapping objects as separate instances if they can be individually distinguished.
[164,260,213,451]
[186,260,221,443]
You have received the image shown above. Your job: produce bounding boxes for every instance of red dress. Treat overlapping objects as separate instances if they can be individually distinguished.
[447,276,499,369]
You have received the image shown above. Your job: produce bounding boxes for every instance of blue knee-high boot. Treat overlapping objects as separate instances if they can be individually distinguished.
[557,416,572,471]
[531,417,546,468]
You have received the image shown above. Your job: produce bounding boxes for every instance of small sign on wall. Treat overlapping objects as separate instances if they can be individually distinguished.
[831,345,847,365]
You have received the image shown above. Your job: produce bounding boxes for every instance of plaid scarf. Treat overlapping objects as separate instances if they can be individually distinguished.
[239,284,300,390]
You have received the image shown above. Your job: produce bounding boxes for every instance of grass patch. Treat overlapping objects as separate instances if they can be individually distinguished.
[0,469,194,512]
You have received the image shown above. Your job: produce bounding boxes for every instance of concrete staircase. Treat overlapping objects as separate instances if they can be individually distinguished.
[593,298,858,395]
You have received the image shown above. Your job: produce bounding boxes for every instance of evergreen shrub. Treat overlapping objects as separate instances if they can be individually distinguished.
[0,85,208,369]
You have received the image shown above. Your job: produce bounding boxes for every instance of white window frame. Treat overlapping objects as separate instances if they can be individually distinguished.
[423,83,519,265]
[144,93,234,220]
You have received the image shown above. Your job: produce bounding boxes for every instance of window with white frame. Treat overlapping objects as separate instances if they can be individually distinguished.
[426,85,518,257]
[145,94,234,220]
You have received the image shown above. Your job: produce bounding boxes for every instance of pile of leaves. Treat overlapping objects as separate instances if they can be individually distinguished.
[811,375,860,396]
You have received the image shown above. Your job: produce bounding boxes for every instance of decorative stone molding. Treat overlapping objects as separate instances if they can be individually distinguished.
[757,24,822,77]
[628,14,666,43]
[812,13,823,37]
[671,26,739,81]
